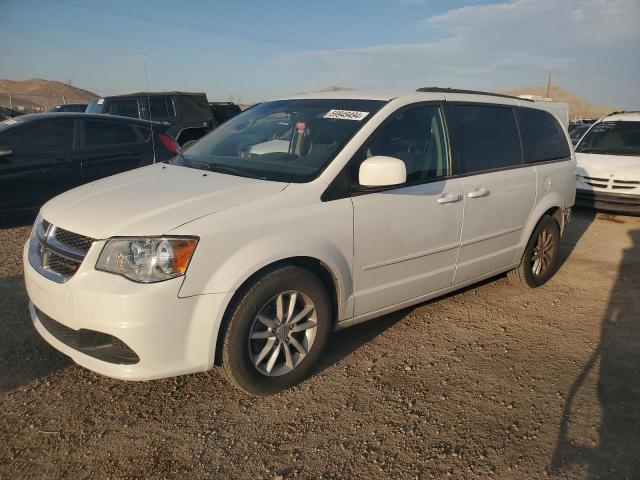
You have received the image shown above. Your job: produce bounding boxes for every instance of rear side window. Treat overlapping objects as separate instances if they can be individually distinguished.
[148,97,175,119]
[85,121,138,147]
[516,108,570,162]
[106,99,140,118]
[6,121,74,152]
[450,104,521,174]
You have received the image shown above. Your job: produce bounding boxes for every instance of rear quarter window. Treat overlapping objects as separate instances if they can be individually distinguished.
[516,108,570,163]
[85,121,138,147]
[450,104,522,174]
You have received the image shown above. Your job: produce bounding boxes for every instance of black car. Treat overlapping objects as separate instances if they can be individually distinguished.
[0,106,23,120]
[85,92,215,146]
[48,103,88,113]
[0,113,179,214]
[209,102,242,124]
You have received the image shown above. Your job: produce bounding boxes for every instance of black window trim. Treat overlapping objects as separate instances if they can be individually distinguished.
[446,101,525,177]
[515,105,572,164]
[349,100,455,196]
[321,100,572,201]
[443,102,571,179]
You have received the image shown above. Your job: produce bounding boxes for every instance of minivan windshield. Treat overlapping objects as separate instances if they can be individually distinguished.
[175,99,386,182]
[576,121,640,156]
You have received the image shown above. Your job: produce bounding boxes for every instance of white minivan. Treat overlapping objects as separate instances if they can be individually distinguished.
[24,88,576,395]
[574,111,640,213]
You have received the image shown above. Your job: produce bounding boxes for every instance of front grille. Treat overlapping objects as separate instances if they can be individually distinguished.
[47,251,81,278]
[579,175,639,192]
[54,227,94,251]
[28,218,96,283]
[35,307,140,365]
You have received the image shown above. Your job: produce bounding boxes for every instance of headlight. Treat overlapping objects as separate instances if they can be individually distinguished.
[96,237,198,283]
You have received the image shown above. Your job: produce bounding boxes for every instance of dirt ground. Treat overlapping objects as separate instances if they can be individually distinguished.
[1,209,639,479]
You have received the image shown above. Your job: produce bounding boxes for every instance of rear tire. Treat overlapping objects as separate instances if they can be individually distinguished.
[508,215,561,288]
[220,266,332,396]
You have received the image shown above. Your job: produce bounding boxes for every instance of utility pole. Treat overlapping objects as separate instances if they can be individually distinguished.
[545,70,552,98]
[8,93,12,110]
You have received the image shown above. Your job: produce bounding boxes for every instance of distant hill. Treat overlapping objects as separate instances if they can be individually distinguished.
[0,79,98,111]
[500,85,617,120]
[317,85,354,92]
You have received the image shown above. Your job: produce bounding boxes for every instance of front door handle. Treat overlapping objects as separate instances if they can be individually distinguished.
[437,193,462,204]
[467,188,490,198]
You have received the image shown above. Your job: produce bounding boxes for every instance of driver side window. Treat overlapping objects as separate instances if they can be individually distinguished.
[353,104,450,185]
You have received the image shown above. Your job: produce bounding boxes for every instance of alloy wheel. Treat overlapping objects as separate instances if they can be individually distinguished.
[531,228,555,277]
[248,290,318,377]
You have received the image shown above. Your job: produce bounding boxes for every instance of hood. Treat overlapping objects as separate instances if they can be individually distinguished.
[575,152,640,181]
[40,163,287,238]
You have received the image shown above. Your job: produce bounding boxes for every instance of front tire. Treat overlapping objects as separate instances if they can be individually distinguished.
[220,266,332,395]
[508,215,561,288]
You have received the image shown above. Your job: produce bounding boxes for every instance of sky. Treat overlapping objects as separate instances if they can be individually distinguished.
[1,0,639,108]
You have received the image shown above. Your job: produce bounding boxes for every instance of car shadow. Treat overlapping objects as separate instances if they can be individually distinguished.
[556,206,596,271]
[316,308,413,372]
[0,212,37,229]
[549,223,640,477]
[314,207,599,380]
[0,275,71,393]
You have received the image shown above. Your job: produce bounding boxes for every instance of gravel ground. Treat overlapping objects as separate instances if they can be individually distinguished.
[1,209,639,479]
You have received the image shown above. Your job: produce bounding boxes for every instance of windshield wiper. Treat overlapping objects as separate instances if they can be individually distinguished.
[205,163,259,178]
[179,158,258,178]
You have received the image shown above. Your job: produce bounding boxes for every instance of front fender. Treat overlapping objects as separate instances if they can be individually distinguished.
[175,182,356,315]
[180,234,353,319]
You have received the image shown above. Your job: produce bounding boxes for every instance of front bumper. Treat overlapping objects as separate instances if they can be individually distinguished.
[575,189,640,214]
[24,240,233,381]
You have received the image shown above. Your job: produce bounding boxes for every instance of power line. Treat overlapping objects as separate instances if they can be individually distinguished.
[0,15,437,78]
[54,0,442,68]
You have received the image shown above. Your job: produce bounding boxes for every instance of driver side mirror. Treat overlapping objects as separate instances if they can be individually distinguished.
[358,156,407,187]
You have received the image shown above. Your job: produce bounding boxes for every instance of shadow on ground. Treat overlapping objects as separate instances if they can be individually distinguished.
[550,216,640,478]
[0,275,71,392]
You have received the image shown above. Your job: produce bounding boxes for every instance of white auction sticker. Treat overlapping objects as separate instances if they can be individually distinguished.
[323,109,369,121]
[97,98,104,104]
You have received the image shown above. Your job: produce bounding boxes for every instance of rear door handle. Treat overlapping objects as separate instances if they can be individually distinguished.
[437,193,462,204]
[467,188,490,198]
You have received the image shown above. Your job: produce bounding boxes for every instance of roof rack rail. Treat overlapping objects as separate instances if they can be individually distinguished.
[416,87,533,102]
[606,110,640,116]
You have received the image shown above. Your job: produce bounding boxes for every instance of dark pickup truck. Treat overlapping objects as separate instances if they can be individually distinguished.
[86,92,222,146]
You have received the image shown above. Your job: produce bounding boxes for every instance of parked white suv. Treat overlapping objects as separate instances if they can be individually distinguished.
[24,88,576,395]
[575,111,640,213]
